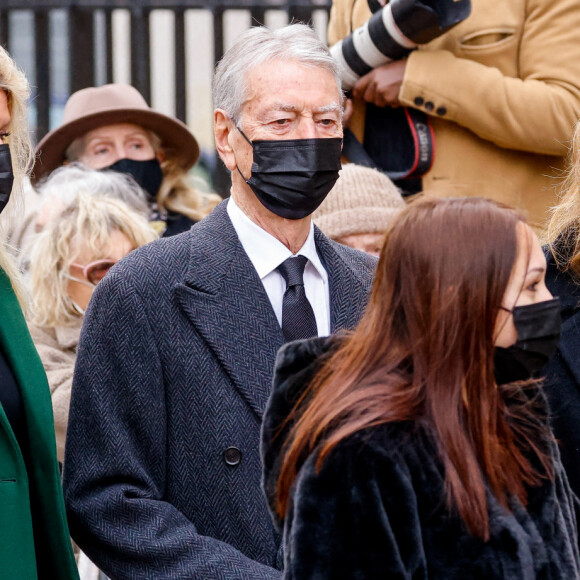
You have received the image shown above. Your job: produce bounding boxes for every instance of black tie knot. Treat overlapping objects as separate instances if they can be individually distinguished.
[277,255,308,288]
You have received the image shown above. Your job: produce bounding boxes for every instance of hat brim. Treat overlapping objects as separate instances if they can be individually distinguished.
[32,108,200,184]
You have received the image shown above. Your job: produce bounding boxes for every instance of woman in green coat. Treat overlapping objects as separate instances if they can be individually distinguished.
[0,45,79,579]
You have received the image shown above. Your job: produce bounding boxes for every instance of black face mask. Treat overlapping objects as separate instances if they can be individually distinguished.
[236,128,342,220]
[494,297,561,385]
[104,158,163,202]
[0,144,14,214]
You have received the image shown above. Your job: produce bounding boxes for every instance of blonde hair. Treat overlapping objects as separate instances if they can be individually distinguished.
[29,193,157,328]
[36,163,149,219]
[66,128,221,222]
[547,120,580,277]
[0,45,33,304]
[157,159,221,221]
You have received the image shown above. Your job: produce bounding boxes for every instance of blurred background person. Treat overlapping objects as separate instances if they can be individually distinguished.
[26,192,157,463]
[543,118,580,501]
[31,83,220,237]
[17,163,149,272]
[262,197,576,578]
[329,0,580,229]
[312,163,405,256]
[0,44,79,579]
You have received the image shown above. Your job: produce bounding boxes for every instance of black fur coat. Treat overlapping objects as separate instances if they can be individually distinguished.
[261,337,580,579]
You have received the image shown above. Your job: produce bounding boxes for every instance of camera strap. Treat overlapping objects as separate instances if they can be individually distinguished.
[342,105,435,182]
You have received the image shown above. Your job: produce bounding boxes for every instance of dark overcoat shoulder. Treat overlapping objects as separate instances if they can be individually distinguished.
[543,248,580,500]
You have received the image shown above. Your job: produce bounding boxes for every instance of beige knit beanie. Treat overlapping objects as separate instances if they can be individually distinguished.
[313,164,405,240]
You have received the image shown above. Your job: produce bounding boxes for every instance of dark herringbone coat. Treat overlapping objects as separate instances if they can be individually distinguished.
[63,200,376,580]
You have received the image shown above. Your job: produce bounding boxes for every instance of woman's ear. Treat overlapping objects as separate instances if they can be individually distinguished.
[214,109,237,171]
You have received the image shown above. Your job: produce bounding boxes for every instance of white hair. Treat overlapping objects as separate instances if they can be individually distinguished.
[213,23,343,123]
[29,193,157,328]
[35,162,149,218]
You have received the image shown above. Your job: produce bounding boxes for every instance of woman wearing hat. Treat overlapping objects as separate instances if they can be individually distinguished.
[0,45,79,579]
[33,83,220,237]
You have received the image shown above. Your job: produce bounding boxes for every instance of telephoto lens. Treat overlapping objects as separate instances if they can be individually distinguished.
[331,0,471,90]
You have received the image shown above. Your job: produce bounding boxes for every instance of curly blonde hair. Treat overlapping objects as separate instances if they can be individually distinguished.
[0,45,33,304]
[546,120,580,278]
[29,193,157,328]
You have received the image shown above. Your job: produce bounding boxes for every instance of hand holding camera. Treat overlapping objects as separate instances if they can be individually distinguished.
[351,59,407,107]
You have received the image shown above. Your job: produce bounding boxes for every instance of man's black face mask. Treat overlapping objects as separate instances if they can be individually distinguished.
[236,127,342,220]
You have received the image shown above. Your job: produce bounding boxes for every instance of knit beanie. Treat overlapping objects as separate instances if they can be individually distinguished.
[313,164,405,240]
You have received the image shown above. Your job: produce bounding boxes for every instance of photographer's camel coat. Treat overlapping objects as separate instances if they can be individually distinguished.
[63,200,376,579]
[329,0,580,228]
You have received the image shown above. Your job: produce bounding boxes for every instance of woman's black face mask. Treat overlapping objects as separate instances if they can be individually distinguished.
[0,144,14,214]
[494,298,561,385]
[235,127,342,220]
[104,158,163,202]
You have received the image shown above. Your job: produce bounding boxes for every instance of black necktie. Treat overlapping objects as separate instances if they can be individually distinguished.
[277,256,318,342]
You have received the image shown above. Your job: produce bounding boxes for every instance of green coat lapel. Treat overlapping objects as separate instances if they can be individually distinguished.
[0,269,79,579]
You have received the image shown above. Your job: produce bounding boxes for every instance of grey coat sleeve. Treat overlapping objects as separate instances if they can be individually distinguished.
[62,270,280,580]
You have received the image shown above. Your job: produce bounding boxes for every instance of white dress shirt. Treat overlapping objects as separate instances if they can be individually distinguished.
[227,197,330,337]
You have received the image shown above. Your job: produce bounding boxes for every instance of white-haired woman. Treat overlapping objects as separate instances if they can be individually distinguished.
[16,163,150,272]
[0,45,79,578]
[32,83,221,237]
[27,193,157,462]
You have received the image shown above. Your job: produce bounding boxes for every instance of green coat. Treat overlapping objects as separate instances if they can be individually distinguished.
[0,269,79,579]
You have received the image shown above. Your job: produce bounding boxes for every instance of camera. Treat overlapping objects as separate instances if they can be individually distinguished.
[331,0,472,90]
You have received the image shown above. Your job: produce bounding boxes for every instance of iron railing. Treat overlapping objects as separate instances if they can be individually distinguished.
[0,1,332,193]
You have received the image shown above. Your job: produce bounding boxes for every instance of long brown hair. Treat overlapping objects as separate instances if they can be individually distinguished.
[277,196,553,540]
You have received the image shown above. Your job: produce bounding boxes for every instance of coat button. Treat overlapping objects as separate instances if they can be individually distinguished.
[425,101,434,112]
[223,447,242,466]
[436,106,447,116]
[414,96,424,106]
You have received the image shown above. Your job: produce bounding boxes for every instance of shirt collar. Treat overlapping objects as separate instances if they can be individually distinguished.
[227,196,327,281]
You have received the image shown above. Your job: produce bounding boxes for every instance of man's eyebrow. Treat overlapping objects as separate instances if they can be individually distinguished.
[269,103,341,113]
[315,103,341,113]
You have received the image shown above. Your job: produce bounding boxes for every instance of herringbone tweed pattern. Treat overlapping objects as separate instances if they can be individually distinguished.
[63,200,376,579]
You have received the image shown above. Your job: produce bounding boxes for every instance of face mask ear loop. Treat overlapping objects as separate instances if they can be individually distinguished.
[233,123,253,182]
[65,274,96,289]
[236,125,253,147]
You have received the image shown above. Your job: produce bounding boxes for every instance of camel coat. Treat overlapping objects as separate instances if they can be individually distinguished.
[27,320,81,463]
[329,0,580,229]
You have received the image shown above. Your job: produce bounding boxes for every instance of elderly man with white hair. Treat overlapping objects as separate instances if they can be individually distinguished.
[63,24,376,579]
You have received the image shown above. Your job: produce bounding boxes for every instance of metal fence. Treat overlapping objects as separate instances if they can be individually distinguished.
[0,1,332,193]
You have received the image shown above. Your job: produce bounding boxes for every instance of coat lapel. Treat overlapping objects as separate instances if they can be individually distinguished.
[0,269,58,468]
[315,228,372,332]
[174,202,284,419]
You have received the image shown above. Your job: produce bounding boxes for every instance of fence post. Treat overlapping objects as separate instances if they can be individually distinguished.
[131,4,151,104]
[34,10,50,140]
[174,8,186,123]
[69,7,95,94]
[0,11,8,48]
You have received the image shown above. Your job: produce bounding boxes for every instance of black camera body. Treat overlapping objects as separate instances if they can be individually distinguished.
[331,0,472,90]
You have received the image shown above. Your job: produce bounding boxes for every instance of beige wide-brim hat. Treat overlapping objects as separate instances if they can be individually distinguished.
[32,83,200,184]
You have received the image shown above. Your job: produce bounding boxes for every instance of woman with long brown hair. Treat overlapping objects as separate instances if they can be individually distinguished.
[262,196,578,579]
